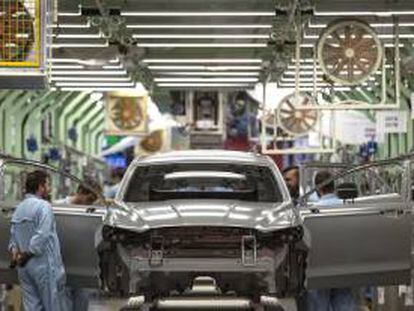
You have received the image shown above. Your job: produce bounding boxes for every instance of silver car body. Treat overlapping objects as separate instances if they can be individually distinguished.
[0,150,411,298]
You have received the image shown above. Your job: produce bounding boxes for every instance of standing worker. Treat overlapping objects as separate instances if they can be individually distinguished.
[282,166,300,202]
[306,170,356,311]
[9,170,67,311]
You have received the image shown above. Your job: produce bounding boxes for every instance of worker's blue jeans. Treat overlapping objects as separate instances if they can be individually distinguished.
[307,288,356,311]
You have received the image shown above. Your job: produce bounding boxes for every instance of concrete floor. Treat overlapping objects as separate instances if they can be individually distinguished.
[1,286,413,311]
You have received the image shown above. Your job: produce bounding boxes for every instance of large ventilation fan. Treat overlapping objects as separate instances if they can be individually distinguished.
[106,95,147,135]
[139,130,165,154]
[276,93,318,136]
[317,19,382,86]
[0,0,37,66]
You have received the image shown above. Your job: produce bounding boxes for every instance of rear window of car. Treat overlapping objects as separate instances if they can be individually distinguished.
[124,163,283,203]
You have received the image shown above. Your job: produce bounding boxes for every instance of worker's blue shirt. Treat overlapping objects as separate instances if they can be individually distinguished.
[9,194,68,311]
[314,193,342,206]
[9,194,65,280]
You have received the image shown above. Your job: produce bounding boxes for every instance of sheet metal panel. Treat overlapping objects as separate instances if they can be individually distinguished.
[0,203,105,287]
[304,202,411,289]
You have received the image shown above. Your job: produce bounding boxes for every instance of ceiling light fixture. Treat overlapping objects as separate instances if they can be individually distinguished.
[121,11,274,17]
[143,59,262,64]
[155,72,260,76]
[157,83,254,87]
[147,65,262,70]
[55,82,136,87]
[103,64,124,69]
[127,24,272,29]
[51,70,128,75]
[133,34,268,39]
[51,65,85,69]
[52,43,109,48]
[50,22,91,28]
[50,77,131,82]
[59,87,139,91]
[57,11,82,16]
[154,78,258,82]
[53,33,103,39]
[138,43,267,48]
[308,22,414,28]
[314,10,414,16]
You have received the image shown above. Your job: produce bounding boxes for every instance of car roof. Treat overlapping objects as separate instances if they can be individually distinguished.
[132,150,272,166]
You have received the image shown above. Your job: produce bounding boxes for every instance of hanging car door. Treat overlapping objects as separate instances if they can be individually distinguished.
[0,158,106,288]
[0,204,105,288]
[300,161,412,289]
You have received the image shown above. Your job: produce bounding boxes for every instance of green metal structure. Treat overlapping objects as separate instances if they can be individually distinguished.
[0,90,105,160]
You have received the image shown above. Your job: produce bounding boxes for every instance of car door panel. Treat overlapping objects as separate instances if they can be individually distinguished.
[303,199,411,289]
[0,203,105,288]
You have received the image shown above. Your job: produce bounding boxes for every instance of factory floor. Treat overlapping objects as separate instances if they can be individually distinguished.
[1,286,413,310]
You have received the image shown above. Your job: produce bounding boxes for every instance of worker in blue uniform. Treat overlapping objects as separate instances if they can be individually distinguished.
[306,170,356,311]
[9,170,68,311]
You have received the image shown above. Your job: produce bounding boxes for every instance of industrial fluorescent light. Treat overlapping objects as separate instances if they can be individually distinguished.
[314,11,414,16]
[103,64,124,69]
[300,43,315,48]
[287,65,321,70]
[384,43,404,47]
[284,70,324,75]
[379,34,414,39]
[53,33,102,39]
[281,77,325,82]
[304,33,414,39]
[51,65,85,69]
[59,87,139,91]
[147,65,262,70]
[55,82,136,87]
[155,72,260,76]
[50,58,85,63]
[290,87,352,91]
[57,11,82,16]
[133,34,268,39]
[127,24,272,29]
[157,83,253,87]
[290,59,315,63]
[138,43,267,48]
[154,78,258,82]
[50,22,91,28]
[143,59,262,63]
[109,58,120,63]
[308,22,414,28]
[52,43,109,48]
[121,11,275,16]
[51,70,128,75]
[50,77,131,82]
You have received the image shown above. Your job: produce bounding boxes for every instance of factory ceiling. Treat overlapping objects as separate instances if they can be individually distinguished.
[48,0,414,92]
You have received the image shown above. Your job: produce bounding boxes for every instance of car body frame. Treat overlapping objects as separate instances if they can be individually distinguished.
[0,150,411,302]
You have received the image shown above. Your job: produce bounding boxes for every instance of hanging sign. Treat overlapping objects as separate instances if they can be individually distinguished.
[376,110,408,134]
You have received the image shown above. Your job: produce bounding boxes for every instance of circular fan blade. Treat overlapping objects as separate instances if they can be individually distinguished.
[110,98,143,131]
[318,19,382,86]
[140,130,164,153]
[276,93,319,136]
